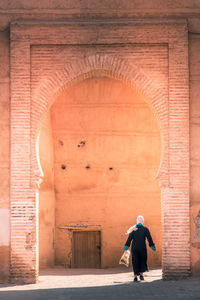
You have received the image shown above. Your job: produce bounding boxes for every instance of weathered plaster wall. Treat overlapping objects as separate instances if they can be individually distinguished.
[0,0,199,282]
[0,29,10,282]
[52,77,161,268]
[30,41,168,269]
[1,1,200,34]
[39,112,55,268]
[1,0,200,9]
[189,34,200,276]
[0,0,200,27]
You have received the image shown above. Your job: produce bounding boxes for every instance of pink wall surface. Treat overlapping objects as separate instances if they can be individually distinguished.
[51,77,161,268]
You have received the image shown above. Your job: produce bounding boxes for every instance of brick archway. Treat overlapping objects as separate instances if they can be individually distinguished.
[10,20,190,283]
[32,55,168,189]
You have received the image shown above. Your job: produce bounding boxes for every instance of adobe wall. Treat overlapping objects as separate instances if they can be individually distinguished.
[189,34,200,276]
[30,38,167,269]
[12,19,188,282]
[0,0,199,282]
[51,77,161,268]
[39,112,55,268]
[0,29,10,283]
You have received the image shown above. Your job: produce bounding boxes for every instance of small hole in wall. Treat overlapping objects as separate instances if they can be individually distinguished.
[109,167,113,170]
[59,140,64,146]
[61,164,66,170]
[77,141,86,147]
[85,165,90,169]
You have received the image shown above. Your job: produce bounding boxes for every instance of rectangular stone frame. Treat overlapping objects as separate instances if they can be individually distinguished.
[10,19,190,283]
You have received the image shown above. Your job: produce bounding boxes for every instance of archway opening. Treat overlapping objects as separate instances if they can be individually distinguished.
[38,75,162,271]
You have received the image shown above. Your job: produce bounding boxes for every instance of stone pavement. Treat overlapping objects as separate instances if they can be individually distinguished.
[0,268,200,300]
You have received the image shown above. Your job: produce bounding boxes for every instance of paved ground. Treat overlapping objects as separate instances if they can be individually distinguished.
[0,268,200,299]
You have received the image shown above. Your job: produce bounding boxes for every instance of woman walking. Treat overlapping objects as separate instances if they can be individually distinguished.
[124,215,156,282]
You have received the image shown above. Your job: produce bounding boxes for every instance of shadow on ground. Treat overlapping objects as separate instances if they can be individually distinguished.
[1,279,200,300]
[0,269,200,300]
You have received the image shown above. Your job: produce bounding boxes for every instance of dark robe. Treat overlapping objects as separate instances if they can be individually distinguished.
[125,224,155,275]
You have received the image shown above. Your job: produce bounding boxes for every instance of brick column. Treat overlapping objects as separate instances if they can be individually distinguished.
[162,25,190,278]
[10,35,38,283]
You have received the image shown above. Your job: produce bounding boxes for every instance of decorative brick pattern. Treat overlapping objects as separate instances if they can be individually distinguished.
[10,19,190,283]
[31,56,168,187]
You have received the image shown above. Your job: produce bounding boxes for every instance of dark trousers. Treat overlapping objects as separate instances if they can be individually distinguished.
[132,248,148,276]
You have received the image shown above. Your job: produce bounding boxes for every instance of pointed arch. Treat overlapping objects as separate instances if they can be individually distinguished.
[31,54,168,189]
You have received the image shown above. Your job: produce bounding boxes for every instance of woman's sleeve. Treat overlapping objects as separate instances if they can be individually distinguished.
[125,232,133,248]
[145,227,155,247]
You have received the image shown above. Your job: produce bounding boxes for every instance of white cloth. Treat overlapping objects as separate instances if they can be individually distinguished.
[125,215,144,235]
[137,215,144,225]
[126,224,137,235]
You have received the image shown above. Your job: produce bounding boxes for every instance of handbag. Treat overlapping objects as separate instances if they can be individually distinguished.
[119,250,130,267]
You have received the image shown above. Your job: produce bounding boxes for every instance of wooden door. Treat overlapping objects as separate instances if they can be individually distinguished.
[72,231,101,268]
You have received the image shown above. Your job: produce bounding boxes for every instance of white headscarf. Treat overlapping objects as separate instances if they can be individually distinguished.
[137,215,144,225]
[125,215,144,235]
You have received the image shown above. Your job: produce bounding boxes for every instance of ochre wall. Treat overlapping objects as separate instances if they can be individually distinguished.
[39,112,55,268]
[0,29,10,282]
[51,77,161,268]
[30,41,167,270]
[189,35,200,276]
[0,0,200,281]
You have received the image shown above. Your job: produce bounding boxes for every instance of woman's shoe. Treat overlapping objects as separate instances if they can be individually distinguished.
[134,277,138,282]
[139,275,144,281]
